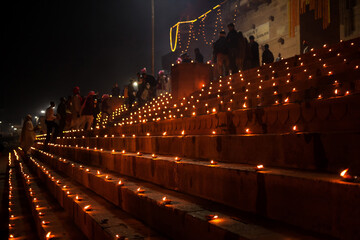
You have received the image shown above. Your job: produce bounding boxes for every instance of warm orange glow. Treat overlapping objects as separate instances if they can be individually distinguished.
[256,164,264,170]
[118,180,123,186]
[292,125,297,131]
[137,187,145,193]
[46,232,52,239]
[245,128,250,134]
[97,170,101,175]
[137,152,142,156]
[181,130,185,135]
[152,154,157,158]
[84,205,91,211]
[163,131,167,136]
[121,150,126,154]
[340,169,352,180]
[112,150,115,153]
[206,214,219,221]
[210,160,217,165]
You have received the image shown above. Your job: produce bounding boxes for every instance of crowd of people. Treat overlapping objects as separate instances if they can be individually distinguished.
[212,23,277,77]
[121,68,170,107]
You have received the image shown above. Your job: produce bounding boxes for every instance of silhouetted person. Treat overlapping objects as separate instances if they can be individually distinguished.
[262,44,274,65]
[127,79,136,107]
[70,86,82,129]
[80,91,96,131]
[194,48,204,63]
[45,101,58,145]
[20,114,36,154]
[226,23,239,73]
[112,83,120,97]
[237,31,247,70]
[213,31,229,77]
[180,53,191,63]
[57,97,67,135]
[302,40,310,54]
[101,94,111,116]
[249,35,260,68]
[276,53,282,62]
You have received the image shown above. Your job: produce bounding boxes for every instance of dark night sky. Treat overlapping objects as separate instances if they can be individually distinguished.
[1,0,222,125]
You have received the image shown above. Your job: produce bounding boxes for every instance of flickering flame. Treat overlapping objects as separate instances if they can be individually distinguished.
[112,150,115,153]
[97,170,101,175]
[137,187,144,193]
[212,131,216,135]
[340,169,348,177]
[152,154,157,158]
[284,97,289,103]
[137,152,142,156]
[121,150,126,154]
[245,128,250,133]
[75,195,81,201]
[84,205,91,211]
[293,125,297,131]
[210,160,217,165]
[118,180,123,185]
[181,130,185,135]
[147,133,150,136]
[46,232,52,239]
[335,89,338,95]
[257,165,264,169]
[163,131,167,136]
[86,168,90,172]
[175,156,181,161]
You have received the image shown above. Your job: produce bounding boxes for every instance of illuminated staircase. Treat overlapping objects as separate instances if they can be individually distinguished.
[26,38,360,240]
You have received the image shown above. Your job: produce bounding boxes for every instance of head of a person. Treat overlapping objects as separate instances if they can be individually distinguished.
[50,101,55,107]
[88,91,95,97]
[73,86,80,95]
[249,35,255,42]
[158,70,165,76]
[140,68,147,74]
[278,53,281,57]
[219,31,226,38]
[264,44,269,50]
[227,23,235,31]
[303,40,308,46]
[194,48,200,54]
[25,114,32,121]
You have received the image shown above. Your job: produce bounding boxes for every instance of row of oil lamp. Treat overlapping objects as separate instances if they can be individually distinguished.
[8,151,54,239]
[39,143,360,184]
[36,148,224,221]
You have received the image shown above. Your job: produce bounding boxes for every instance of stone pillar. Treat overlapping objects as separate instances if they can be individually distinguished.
[171,63,213,100]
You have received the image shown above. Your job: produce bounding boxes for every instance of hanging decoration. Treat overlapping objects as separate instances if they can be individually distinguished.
[289,0,331,37]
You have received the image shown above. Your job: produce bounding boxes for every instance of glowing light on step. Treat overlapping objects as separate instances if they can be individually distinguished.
[206,214,218,221]
[118,180,123,186]
[84,205,92,211]
[162,196,172,205]
[292,125,297,131]
[152,154,157,158]
[210,160,217,165]
[256,165,264,170]
[46,232,52,240]
[137,187,145,194]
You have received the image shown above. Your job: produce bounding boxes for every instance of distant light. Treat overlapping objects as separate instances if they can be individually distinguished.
[13,128,17,131]
[0,121,2,123]
[133,81,138,87]
[40,110,45,114]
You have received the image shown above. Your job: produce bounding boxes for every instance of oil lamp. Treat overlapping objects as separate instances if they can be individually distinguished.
[255,165,264,171]
[137,187,145,194]
[75,195,82,201]
[137,152,142,156]
[162,196,172,205]
[206,214,218,221]
[210,160,217,165]
[340,169,359,182]
[84,205,92,211]
[118,180,124,186]
[152,154,157,158]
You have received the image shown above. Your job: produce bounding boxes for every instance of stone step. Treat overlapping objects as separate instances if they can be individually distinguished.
[8,152,38,240]
[48,130,360,173]
[29,148,329,240]
[15,152,86,240]
[21,150,166,240]
[33,146,360,240]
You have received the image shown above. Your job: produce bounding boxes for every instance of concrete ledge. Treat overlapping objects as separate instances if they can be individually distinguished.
[23,154,147,240]
[50,130,360,173]
[34,146,360,239]
[30,149,315,240]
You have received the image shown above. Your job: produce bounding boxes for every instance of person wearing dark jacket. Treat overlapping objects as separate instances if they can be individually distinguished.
[80,91,96,131]
[249,35,260,68]
[226,23,239,73]
[111,83,120,97]
[57,97,67,135]
[262,44,274,65]
[194,48,204,63]
[213,31,229,77]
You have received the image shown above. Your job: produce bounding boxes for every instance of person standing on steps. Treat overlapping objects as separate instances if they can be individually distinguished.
[45,101,58,145]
